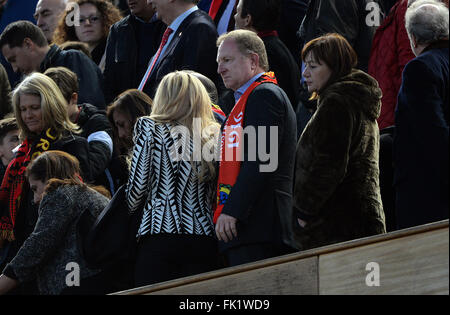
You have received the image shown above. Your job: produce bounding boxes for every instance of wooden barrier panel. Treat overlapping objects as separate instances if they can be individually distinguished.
[113,220,449,295]
[319,227,449,295]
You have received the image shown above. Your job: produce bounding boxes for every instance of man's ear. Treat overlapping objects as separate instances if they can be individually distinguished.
[249,52,259,71]
[22,38,35,50]
[244,14,252,28]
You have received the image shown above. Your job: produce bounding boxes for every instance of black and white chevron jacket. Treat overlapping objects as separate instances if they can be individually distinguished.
[126,117,216,238]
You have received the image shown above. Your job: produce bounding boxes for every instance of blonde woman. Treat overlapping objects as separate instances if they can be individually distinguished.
[126,71,221,287]
[0,73,91,293]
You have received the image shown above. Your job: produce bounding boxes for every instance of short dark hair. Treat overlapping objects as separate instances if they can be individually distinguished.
[301,33,358,94]
[0,116,19,145]
[240,0,281,32]
[0,20,48,50]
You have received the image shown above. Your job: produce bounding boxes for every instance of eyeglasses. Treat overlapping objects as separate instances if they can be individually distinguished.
[78,16,101,25]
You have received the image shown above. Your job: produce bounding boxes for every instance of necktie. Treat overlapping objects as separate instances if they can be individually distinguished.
[138,27,174,91]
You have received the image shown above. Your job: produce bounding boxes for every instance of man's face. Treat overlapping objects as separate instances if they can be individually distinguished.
[217,39,255,91]
[147,0,171,24]
[128,0,154,18]
[234,0,248,30]
[1,43,35,74]
[34,0,66,43]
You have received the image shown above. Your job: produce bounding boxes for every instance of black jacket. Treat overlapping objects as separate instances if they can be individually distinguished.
[219,83,298,252]
[142,9,220,98]
[298,0,383,72]
[262,35,301,112]
[103,14,166,104]
[77,103,113,183]
[40,45,106,109]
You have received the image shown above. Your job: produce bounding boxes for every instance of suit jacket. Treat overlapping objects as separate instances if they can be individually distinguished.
[219,83,298,252]
[394,40,449,229]
[142,10,220,98]
[262,34,301,112]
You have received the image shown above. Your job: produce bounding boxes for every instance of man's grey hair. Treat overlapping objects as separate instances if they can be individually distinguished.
[406,0,449,45]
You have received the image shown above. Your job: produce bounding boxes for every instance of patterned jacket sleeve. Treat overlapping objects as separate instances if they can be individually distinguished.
[126,118,152,215]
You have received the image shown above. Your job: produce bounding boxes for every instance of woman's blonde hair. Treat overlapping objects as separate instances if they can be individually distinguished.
[12,72,80,140]
[151,71,220,181]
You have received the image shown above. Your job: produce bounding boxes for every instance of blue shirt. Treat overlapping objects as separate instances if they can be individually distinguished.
[234,73,265,103]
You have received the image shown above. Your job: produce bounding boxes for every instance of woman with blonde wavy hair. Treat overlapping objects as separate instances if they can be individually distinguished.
[126,71,221,287]
[0,73,92,294]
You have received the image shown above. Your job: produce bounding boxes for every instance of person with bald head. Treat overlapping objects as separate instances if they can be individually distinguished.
[394,0,449,229]
[34,0,67,43]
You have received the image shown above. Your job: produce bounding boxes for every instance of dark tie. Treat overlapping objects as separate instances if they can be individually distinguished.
[138,27,174,91]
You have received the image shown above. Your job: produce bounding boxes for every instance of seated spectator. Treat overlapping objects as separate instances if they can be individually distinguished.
[0,63,11,118]
[43,67,114,192]
[394,0,449,229]
[234,0,301,112]
[293,33,386,251]
[33,0,67,44]
[106,89,151,188]
[0,150,110,295]
[0,73,92,293]
[127,71,220,287]
[53,0,122,71]
[0,20,106,109]
[103,0,165,104]
[0,115,19,182]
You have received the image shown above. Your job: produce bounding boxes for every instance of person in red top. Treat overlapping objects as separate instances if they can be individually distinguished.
[368,0,416,130]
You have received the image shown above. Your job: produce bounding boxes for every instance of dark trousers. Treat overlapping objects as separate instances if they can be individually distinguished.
[224,243,284,267]
[134,234,218,287]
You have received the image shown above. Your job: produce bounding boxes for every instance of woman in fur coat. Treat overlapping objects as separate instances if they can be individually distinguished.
[293,33,386,251]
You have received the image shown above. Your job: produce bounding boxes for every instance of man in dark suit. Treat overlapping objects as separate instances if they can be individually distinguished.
[234,0,301,112]
[215,30,297,267]
[139,0,220,98]
[103,0,165,103]
[394,0,449,229]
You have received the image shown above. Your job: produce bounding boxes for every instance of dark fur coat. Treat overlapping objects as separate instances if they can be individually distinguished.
[293,69,386,251]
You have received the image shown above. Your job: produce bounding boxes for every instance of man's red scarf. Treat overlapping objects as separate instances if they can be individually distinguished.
[214,72,277,223]
[0,128,57,241]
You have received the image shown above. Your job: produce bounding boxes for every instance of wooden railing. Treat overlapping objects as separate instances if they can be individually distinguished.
[112,220,449,295]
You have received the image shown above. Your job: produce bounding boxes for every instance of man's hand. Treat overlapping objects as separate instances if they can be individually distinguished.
[215,213,238,242]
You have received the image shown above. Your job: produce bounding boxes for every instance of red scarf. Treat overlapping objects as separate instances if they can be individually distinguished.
[0,128,57,241]
[214,72,277,223]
